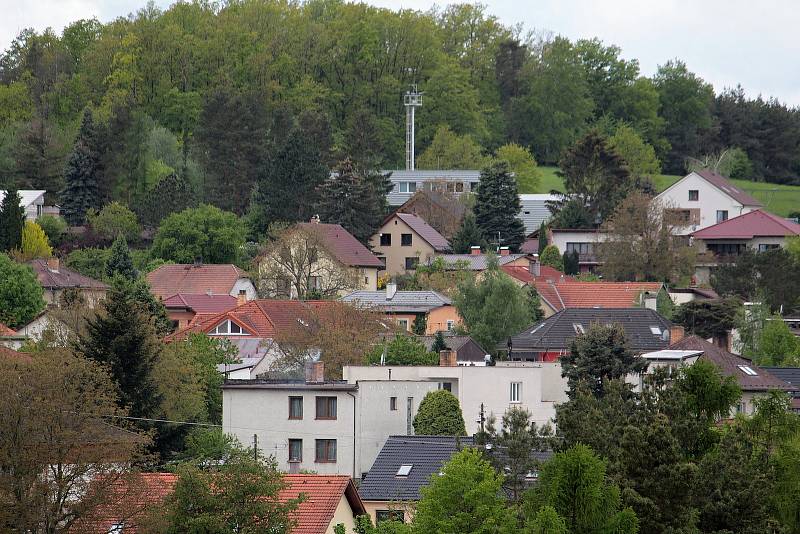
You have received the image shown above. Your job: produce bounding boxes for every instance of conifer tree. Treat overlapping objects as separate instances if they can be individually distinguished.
[537,221,548,253]
[432,330,448,353]
[106,234,137,280]
[76,279,162,418]
[138,173,197,227]
[61,109,103,225]
[312,158,386,243]
[17,220,52,261]
[474,160,525,251]
[450,212,487,254]
[0,187,25,252]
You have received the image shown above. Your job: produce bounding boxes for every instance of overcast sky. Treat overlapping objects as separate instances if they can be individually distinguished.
[3,0,799,105]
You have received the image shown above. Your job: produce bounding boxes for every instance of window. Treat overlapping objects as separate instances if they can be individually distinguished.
[738,365,758,376]
[376,510,404,523]
[390,396,397,411]
[455,182,464,193]
[707,243,745,256]
[689,190,699,201]
[397,318,409,331]
[315,439,337,462]
[758,243,780,252]
[566,242,592,255]
[309,276,321,290]
[510,382,522,403]
[380,233,392,246]
[210,320,247,335]
[108,524,124,534]
[404,257,419,270]
[573,323,585,334]
[439,382,452,392]
[401,233,413,246]
[716,210,729,223]
[396,464,413,477]
[446,319,455,331]
[398,181,417,193]
[470,181,479,192]
[289,396,303,419]
[649,326,662,335]
[289,439,302,462]
[316,396,337,419]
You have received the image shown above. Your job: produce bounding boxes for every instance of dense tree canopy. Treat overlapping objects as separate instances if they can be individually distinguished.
[151,205,244,265]
[413,390,467,436]
[0,252,45,328]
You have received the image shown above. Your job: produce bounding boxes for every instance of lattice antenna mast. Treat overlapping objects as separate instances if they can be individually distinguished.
[404,84,423,170]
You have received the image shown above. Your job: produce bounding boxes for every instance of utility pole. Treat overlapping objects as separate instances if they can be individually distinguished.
[404,84,423,171]
[253,434,258,461]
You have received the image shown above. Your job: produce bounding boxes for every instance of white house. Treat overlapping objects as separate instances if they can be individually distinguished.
[522,227,608,272]
[385,170,481,206]
[0,190,50,220]
[654,169,763,236]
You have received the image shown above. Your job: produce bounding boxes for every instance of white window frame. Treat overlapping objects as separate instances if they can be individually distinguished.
[398,181,417,194]
[210,320,249,336]
[510,382,522,403]
[446,320,455,331]
[397,319,409,331]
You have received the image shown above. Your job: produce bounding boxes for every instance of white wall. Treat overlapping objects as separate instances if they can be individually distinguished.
[548,230,605,255]
[230,278,258,300]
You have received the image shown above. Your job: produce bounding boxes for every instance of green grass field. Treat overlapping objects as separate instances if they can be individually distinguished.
[519,166,800,217]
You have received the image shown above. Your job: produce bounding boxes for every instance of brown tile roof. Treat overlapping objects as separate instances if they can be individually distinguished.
[691,209,800,239]
[147,264,250,300]
[694,169,763,207]
[0,345,32,363]
[296,223,384,268]
[0,323,16,336]
[162,293,238,314]
[281,475,365,534]
[28,259,108,290]
[391,213,450,251]
[669,335,797,392]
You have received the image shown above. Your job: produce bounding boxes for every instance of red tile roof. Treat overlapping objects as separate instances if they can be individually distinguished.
[670,335,797,392]
[29,259,108,290]
[296,223,384,268]
[390,213,450,251]
[147,264,250,300]
[162,293,238,314]
[691,209,800,239]
[0,345,33,363]
[695,169,762,207]
[0,323,16,336]
[281,475,365,534]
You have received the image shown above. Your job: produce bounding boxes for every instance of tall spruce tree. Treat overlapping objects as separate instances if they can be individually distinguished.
[537,221,548,253]
[312,158,386,243]
[61,109,103,226]
[450,212,487,253]
[106,234,137,280]
[0,187,25,252]
[76,279,162,418]
[474,160,525,251]
[250,125,328,235]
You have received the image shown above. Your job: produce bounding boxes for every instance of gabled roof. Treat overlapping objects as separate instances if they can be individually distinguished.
[359,436,475,502]
[0,323,16,336]
[694,169,763,207]
[28,259,108,290]
[670,336,796,392]
[295,222,384,268]
[0,189,45,207]
[508,308,672,352]
[761,367,800,390]
[162,293,238,314]
[432,253,528,271]
[385,212,450,251]
[342,290,451,313]
[418,334,489,363]
[281,475,365,534]
[0,345,33,363]
[690,209,800,239]
[147,264,250,300]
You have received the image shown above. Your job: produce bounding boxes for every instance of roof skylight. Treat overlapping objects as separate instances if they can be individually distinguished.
[738,365,758,376]
[396,464,413,477]
[650,326,662,335]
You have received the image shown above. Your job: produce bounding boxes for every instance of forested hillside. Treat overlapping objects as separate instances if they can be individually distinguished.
[1,0,800,218]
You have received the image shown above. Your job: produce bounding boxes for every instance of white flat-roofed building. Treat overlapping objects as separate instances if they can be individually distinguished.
[385,170,481,206]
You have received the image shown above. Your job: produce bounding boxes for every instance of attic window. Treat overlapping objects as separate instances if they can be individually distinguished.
[649,326,662,335]
[738,365,758,376]
[573,323,585,334]
[396,464,413,477]
[210,320,248,336]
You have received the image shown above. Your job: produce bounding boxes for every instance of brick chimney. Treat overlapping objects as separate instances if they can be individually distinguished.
[47,257,59,272]
[304,360,324,383]
[439,349,457,367]
[529,256,540,277]
[237,289,247,306]
[470,246,481,256]
[669,325,684,344]
[499,246,510,256]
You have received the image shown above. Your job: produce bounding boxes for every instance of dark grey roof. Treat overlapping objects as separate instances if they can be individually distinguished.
[359,436,475,502]
[752,367,800,394]
[342,290,451,313]
[418,334,489,363]
[508,308,672,352]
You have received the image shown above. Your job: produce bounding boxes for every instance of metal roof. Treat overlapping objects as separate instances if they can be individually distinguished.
[342,290,451,312]
[0,190,45,207]
[691,209,800,239]
[519,194,557,234]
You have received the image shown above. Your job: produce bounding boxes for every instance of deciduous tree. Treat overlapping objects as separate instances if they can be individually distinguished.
[0,252,44,328]
[151,204,244,265]
[365,335,437,366]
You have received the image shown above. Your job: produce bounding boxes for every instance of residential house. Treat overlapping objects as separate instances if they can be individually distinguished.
[518,194,558,234]
[147,262,257,301]
[690,209,800,284]
[418,334,489,366]
[11,311,68,349]
[667,287,720,306]
[762,367,800,412]
[655,169,763,235]
[385,170,481,206]
[0,344,32,363]
[521,228,607,273]
[369,213,450,275]
[506,308,675,362]
[161,293,238,330]
[359,436,475,524]
[395,190,466,239]
[431,248,532,272]
[341,285,460,334]
[29,258,109,307]
[0,189,55,220]
[0,323,26,350]
[257,221,384,298]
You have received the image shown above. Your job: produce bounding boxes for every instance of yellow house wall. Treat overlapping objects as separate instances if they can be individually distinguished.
[370,216,436,276]
[327,495,358,534]
[426,305,461,334]
[362,501,416,525]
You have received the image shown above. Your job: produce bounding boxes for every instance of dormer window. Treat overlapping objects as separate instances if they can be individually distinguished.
[210,320,248,335]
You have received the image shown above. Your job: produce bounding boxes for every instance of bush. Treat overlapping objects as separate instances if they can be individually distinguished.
[36,215,67,246]
[539,244,563,271]
[151,204,244,264]
[413,390,466,436]
[12,220,52,261]
[365,335,438,366]
[88,202,141,243]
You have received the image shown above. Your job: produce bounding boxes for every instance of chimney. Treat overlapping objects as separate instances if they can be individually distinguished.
[439,349,457,367]
[669,325,684,344]
[499,246,510,256]
[310,214,320,224]
[47,256,59,272]
[470,246,481,256]
[304,360,324,383]
[386,281,397,300]
[237,289,247,306]
[193,257,202,267]
[528,255,540,277]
